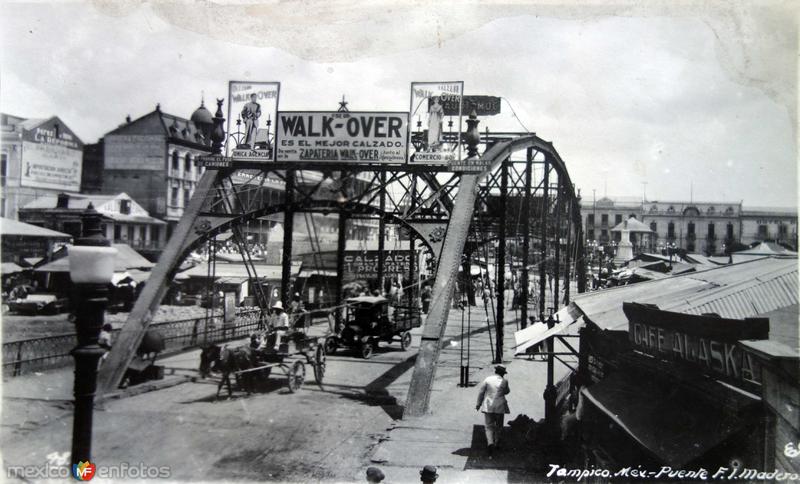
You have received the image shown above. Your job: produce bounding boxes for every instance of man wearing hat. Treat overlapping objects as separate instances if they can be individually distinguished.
[365,466,385,483]
[270,301,290,351]
[475,364,511,455]
[420,465,438,483]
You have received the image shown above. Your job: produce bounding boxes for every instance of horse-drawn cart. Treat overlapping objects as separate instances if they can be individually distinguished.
[200,332,326,398]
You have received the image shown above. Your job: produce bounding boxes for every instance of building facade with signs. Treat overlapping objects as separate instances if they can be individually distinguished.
[18,192,166,260]
[0,113,84,220]
[582,197,798,256]
[99,104,213,235]
[572,302,799,474]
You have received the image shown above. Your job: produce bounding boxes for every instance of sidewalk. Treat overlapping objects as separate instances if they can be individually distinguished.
[367,306,570,483]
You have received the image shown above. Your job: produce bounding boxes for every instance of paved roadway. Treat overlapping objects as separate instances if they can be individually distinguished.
[2,304,569,482]
[2,321,431,481]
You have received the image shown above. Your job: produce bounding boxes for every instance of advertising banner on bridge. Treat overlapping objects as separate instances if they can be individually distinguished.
[408,81,463,165]
[275,111,409,164]
[226,81,280,160]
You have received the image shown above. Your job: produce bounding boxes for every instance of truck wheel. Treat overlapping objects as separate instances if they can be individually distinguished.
[324,337,338,354]
[401,331,412,351]
[360,342,374,359]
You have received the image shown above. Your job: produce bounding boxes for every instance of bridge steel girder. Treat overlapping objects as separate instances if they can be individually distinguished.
[97,169,447,395]
[404,134,583,417]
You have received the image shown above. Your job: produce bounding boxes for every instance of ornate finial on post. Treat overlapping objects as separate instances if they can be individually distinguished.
[211,98,226,154]
[78,203,110,247]
[338,95,349,112]
[465,109,480,158]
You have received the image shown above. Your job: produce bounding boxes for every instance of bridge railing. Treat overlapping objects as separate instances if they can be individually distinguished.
[2,308,264,378]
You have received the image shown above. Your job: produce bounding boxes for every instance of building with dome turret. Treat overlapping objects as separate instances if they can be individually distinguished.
[97,102,214,244]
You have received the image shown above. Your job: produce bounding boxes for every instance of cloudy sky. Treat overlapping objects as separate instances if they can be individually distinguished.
[1,1,796,207]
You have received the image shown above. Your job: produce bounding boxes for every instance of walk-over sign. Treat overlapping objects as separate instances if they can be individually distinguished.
[276,111,409,163]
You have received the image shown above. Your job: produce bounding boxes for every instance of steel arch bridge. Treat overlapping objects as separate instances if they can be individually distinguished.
[98,102,585,417]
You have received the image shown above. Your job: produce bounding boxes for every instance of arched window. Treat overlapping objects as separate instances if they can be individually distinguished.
[667,222,675,238]
[185,153,192,174]
[683,206,700,217]
[171,151,179,171]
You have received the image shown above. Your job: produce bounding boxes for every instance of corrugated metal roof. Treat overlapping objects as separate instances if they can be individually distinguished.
[0,217,71,238]
[573,257,798,336]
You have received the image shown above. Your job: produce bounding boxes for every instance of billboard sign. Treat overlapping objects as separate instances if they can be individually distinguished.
[343,251,411,279]
[433,95,501,117]
[21,118,83,191]
[226,81,280,160]
[276,111,409,164]
[409,81,463,165]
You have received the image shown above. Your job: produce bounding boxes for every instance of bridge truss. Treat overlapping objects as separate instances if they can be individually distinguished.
[98,101,585,417]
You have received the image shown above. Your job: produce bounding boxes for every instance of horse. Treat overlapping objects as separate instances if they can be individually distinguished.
[199,343,258,398]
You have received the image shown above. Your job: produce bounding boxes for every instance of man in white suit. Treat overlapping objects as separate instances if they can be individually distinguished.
[475,364,510,455]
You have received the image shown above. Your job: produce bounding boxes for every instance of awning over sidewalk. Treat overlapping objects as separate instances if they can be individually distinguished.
[581,372,759,467]
[513,304,583,355]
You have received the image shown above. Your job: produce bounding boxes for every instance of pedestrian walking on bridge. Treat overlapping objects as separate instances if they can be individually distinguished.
[475,364,510,456]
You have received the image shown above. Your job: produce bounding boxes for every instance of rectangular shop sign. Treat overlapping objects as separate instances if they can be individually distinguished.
[343,251,412,279]
[623,302,768,389]
[434,95,501,116]
[226,81,280,161]
[408,81,464,166]
[275,112,409,164]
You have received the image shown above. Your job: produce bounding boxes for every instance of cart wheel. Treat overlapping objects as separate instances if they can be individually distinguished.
[324,336,338,355]
[287,360,306,393]
[360,341,374,359]
[314,345,326,384]
[401,331,412,351]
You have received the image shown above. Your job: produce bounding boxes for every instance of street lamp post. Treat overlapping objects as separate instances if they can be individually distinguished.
[69,204,117,466]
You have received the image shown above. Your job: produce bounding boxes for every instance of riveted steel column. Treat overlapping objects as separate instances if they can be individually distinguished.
[520,148,533,329]
[408,174,417,307]
[377,171,387,292]
[495,162,508,362]
[539,156,549,320]
[564,194,572,305]
[554,176,562,310]
[281,170,295,306]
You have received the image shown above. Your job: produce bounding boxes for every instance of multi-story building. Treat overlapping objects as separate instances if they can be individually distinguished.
[582,196,644,246]
[581,196,797,256]
[641,201,743,254]
[18,192,167,261]
[1,113,84,220]
[740,206,798,248]
[99,103,213,238]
